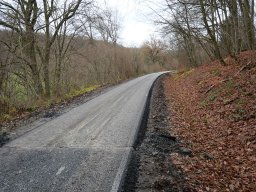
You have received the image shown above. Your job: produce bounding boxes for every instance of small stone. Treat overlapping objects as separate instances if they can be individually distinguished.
[203,153,214,160]
[158,134,177,142]
[178,147,192,156]
[229,184,235,191]
[44,111,56,118]
[152,152,158,156]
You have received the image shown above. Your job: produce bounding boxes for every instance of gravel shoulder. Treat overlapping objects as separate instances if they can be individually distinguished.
[121,75,192,192]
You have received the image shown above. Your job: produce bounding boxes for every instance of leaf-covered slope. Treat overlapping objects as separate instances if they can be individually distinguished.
[165,51,256,191]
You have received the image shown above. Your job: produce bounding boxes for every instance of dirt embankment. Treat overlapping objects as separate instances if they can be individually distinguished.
[164,51,256,191]
[122,51,255,192]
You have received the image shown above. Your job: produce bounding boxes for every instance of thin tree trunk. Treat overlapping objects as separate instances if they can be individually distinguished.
[23,26,43,96]
[199,0,226,65]
[43,51,51,97]
[238,0,255,50]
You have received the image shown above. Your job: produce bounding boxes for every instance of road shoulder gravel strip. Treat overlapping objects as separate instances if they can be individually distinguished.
[121,75,192,192]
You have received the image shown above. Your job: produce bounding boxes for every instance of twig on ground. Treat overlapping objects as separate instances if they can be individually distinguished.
[235,61,252,76]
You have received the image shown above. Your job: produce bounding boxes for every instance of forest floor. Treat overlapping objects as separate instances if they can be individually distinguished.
[164,51,256,191]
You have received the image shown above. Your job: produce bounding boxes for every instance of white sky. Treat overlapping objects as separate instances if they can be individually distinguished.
[96,0,157,47]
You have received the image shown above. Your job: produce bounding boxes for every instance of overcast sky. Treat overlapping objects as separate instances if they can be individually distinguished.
[96,0,158,47]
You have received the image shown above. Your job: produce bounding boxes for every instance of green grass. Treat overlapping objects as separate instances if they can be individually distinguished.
[64,85,99,100]
[174,69,195,80]
[0,84,100,123]
[200,91,218,108]
[232,108,247,121]
[10,74,28,104]
[223,80,236,93]
[211,68,221,76]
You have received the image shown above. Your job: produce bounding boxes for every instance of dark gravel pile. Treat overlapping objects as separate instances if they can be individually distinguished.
[122,75,192,192]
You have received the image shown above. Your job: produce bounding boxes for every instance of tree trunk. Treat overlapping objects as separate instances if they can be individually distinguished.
[238,0,255,50]
[23,26,43,96]
[42,40,51,97]
[244,0,255,49]
[199,0,226,65]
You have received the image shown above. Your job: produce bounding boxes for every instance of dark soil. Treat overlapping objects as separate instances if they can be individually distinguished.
[121,75,192,192]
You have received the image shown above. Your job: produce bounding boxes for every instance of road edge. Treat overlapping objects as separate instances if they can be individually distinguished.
[110,72,169,192]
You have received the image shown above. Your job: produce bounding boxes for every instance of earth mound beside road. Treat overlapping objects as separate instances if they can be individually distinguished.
[164,51,256,191]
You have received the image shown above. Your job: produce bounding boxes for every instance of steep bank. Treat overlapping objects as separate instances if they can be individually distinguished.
[164,51,256,191]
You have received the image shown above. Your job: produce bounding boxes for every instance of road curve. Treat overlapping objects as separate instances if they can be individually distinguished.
[0,72,167,192]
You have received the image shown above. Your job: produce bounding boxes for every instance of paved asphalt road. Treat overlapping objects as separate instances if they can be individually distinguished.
[0,72,166,192]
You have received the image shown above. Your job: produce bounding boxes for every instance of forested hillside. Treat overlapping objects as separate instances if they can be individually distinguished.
[152,0,255,67]
[152,0,256,191]
[0,0,172,122]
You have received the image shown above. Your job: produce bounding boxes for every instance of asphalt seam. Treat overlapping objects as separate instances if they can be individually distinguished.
[110,147,133,192]
[2,146,132,151]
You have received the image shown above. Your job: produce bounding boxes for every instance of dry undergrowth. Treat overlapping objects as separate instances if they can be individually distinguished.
[165,51,256,191]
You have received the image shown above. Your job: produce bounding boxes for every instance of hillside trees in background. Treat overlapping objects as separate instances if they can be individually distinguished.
[0,0,87,98]
[0,0,169,117]
[96,8,120,45]
[40,0,85,97]
[0,0,44,95]
[154,0,256,67]
[142,36,168,67]
[76,2,120,44]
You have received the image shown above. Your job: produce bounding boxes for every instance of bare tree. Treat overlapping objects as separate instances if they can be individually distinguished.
[38,0,87,97]
[0,0,43,95]
[142,36,167,65]
[96,8,121,45]
[238,0,255,50]
[198,0,226,65]
[0,0,90,97]
[52,15,81,95]
[152,0,256,67]
[76,2,99,41]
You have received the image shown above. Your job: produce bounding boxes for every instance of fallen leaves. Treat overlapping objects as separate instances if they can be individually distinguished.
[165,51,256,191]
